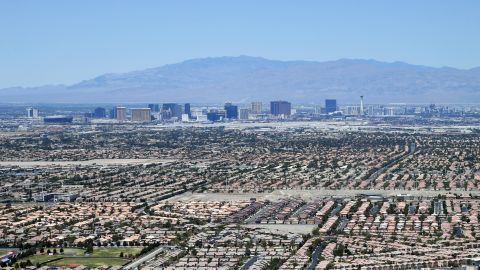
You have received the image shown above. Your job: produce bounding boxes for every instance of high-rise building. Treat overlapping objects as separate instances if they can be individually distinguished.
[83,112,92,123]
[26,108,39,118]
[93,107,106,118]
[161,103,182,119]
[360,96,365,116]
[109,108,116,119]
[270,101,291,116]
[148,104,160,112]
[251,102,262,114]
[385,107,395,116]
[224,103,238,119]
[344,106,360,115]
[239,108,249,120]
[115,107,126,122]
[184,103,191,118]
[131,108,151,122]
[325,99,337,114]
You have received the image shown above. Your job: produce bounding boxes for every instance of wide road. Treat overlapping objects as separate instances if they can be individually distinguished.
[242,224,315,234]
[170,188,480,202]
[0,158,175,167]
[122,246,165,270]
[239,256,258,270]
[306,244,323,270]
[365,141,417,187]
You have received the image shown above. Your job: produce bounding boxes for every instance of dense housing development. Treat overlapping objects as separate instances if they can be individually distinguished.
[2,102,480,270]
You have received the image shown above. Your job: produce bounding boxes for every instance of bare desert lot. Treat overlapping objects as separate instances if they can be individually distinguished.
[0,158,174,167]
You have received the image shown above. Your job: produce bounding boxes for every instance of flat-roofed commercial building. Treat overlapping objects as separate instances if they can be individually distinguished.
[43,115,73,124]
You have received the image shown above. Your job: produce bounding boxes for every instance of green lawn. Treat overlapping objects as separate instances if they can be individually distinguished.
[19,254,57,265]
[60,248,85,256]
[18,247,142,267]
[18,248,85,264]
[92,247,142,257]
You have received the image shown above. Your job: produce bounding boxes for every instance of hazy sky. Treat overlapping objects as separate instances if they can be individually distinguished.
[1,0,479,88]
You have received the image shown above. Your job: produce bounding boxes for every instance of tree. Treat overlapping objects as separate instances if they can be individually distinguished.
[85,243,93,254]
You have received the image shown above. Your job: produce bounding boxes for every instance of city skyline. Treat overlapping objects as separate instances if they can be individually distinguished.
[2,1,480,269]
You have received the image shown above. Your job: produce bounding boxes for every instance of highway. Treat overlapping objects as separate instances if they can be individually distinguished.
[123,246,165,270]
[170,188,480,203]
[239,256,258,270]
[365,141,417,187]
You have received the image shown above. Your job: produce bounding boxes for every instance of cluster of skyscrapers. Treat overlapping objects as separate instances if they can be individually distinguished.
[86,103,192,123]
[85,101,293,123]
[26,108,39,118]
[27,96,380,124]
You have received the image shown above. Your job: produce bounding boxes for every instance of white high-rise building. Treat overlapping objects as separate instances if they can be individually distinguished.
[26,108,39,118]
[239,109,249,120]
[344,106,360,115]
[116,107,127,122]
[360,96,365,116]
[251,102,262,114]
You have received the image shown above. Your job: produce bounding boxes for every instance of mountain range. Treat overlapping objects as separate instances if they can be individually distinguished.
[2,56,480,104]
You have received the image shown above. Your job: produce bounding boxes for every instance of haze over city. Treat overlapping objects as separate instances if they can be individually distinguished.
[2,1,480,270]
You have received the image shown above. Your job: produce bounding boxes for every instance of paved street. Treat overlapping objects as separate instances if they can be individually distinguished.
[123,246,165,270]
[239,256,258,270]
[306,244,323,270]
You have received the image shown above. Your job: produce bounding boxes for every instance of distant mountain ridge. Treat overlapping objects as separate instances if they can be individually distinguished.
[1,56,480,103]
